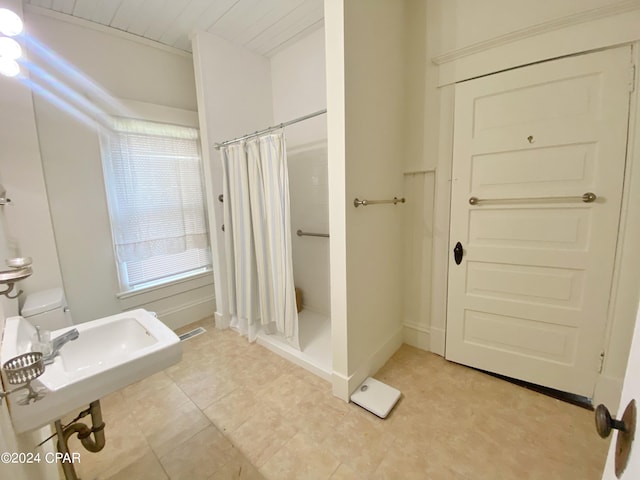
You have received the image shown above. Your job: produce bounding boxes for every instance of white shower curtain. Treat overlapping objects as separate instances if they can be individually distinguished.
[221,132,299,348]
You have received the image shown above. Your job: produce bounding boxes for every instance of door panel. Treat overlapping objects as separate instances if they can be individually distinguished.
[470,143,596,194]
[462,309,576,363]
[472,73,601,135]
[469,207,591,249]
[466,262,584,308]
[446,46,631,397]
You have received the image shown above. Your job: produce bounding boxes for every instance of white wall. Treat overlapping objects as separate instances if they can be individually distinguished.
[0,1,62,303]
[399,0,435,351]
[271,28,329,316]
[191,30,273,327]
[271,28,327,146]
[326,0,408,399]
[429,0,625,56]
[23,9,214,328]
[402,172,434,350]
[325,0,348,396]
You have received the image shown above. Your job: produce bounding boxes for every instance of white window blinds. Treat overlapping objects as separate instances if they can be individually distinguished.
[101,117,211,290]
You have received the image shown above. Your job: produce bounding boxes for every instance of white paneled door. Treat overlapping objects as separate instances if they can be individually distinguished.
[446,46,632,397]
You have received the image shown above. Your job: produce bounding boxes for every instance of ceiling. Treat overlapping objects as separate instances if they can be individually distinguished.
[23,0,325,56]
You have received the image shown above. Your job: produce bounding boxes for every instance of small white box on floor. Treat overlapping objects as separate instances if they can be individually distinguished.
[350,377,401,418]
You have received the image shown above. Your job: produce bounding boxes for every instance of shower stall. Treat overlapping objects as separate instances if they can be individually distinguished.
[192,28,331,381]
[256,139,331,380]
[215,122,331,380]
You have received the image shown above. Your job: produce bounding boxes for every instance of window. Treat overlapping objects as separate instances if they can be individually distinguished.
[100,117,211,292]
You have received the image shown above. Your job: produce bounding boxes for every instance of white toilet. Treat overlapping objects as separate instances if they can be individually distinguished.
[21,287,74,331]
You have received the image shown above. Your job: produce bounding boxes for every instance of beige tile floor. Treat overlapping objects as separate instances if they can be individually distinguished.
[63,317,609,479]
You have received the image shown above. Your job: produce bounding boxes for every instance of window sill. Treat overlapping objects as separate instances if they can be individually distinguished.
[116,269,213,301]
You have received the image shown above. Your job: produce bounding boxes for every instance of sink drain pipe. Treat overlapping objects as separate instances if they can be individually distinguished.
[54,400,106,480]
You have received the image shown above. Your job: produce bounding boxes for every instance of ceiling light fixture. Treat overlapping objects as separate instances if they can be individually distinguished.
[0,36,21,60]
[0,57,20,77]
[0,8,23,37]
[0,8,22,77]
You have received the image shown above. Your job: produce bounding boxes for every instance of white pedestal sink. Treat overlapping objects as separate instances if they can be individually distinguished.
[0,309,182,433]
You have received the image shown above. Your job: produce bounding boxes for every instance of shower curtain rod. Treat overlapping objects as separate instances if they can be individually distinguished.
[214,109,327,149]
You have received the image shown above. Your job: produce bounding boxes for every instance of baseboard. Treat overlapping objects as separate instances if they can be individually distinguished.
[158,296,216,330]
[331,371,351,401]
[593,374,623,411]
[214,311,230,329]
[331,326,404,402]
[403,322,431,351]
[430,327,446,357]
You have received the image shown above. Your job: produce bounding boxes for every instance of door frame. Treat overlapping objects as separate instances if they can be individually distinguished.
[430,43,640,408]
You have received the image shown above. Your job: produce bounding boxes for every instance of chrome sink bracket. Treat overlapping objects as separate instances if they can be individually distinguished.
[0,282,21,299]
[0,258,33,298]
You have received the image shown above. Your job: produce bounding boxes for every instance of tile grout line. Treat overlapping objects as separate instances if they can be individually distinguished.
[168,348,261,476]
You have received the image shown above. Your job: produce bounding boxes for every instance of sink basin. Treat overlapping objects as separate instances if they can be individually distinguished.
[0,309,182,433]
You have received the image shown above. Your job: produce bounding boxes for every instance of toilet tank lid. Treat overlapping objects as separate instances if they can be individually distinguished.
[22,287,65,317]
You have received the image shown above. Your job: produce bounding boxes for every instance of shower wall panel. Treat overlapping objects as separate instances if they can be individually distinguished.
[288,144,330,316]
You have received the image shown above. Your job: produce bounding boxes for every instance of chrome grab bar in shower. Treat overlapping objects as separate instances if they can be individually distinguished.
[353,197,406,208]
[296,229,329,238]
[468,192,597,205]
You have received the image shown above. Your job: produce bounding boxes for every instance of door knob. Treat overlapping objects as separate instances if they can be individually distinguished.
[595,404,627,438]
[595,400,636,478]
[453,242,464,265]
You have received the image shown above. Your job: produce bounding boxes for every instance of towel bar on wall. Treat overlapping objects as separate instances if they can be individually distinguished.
[296,229,329,238]
[354,197,405,208]
[468,192,597,205]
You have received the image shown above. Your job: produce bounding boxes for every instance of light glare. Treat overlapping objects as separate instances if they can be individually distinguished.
[0,8,23,37]
[0,37,21,60]
[0,57,19,77]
